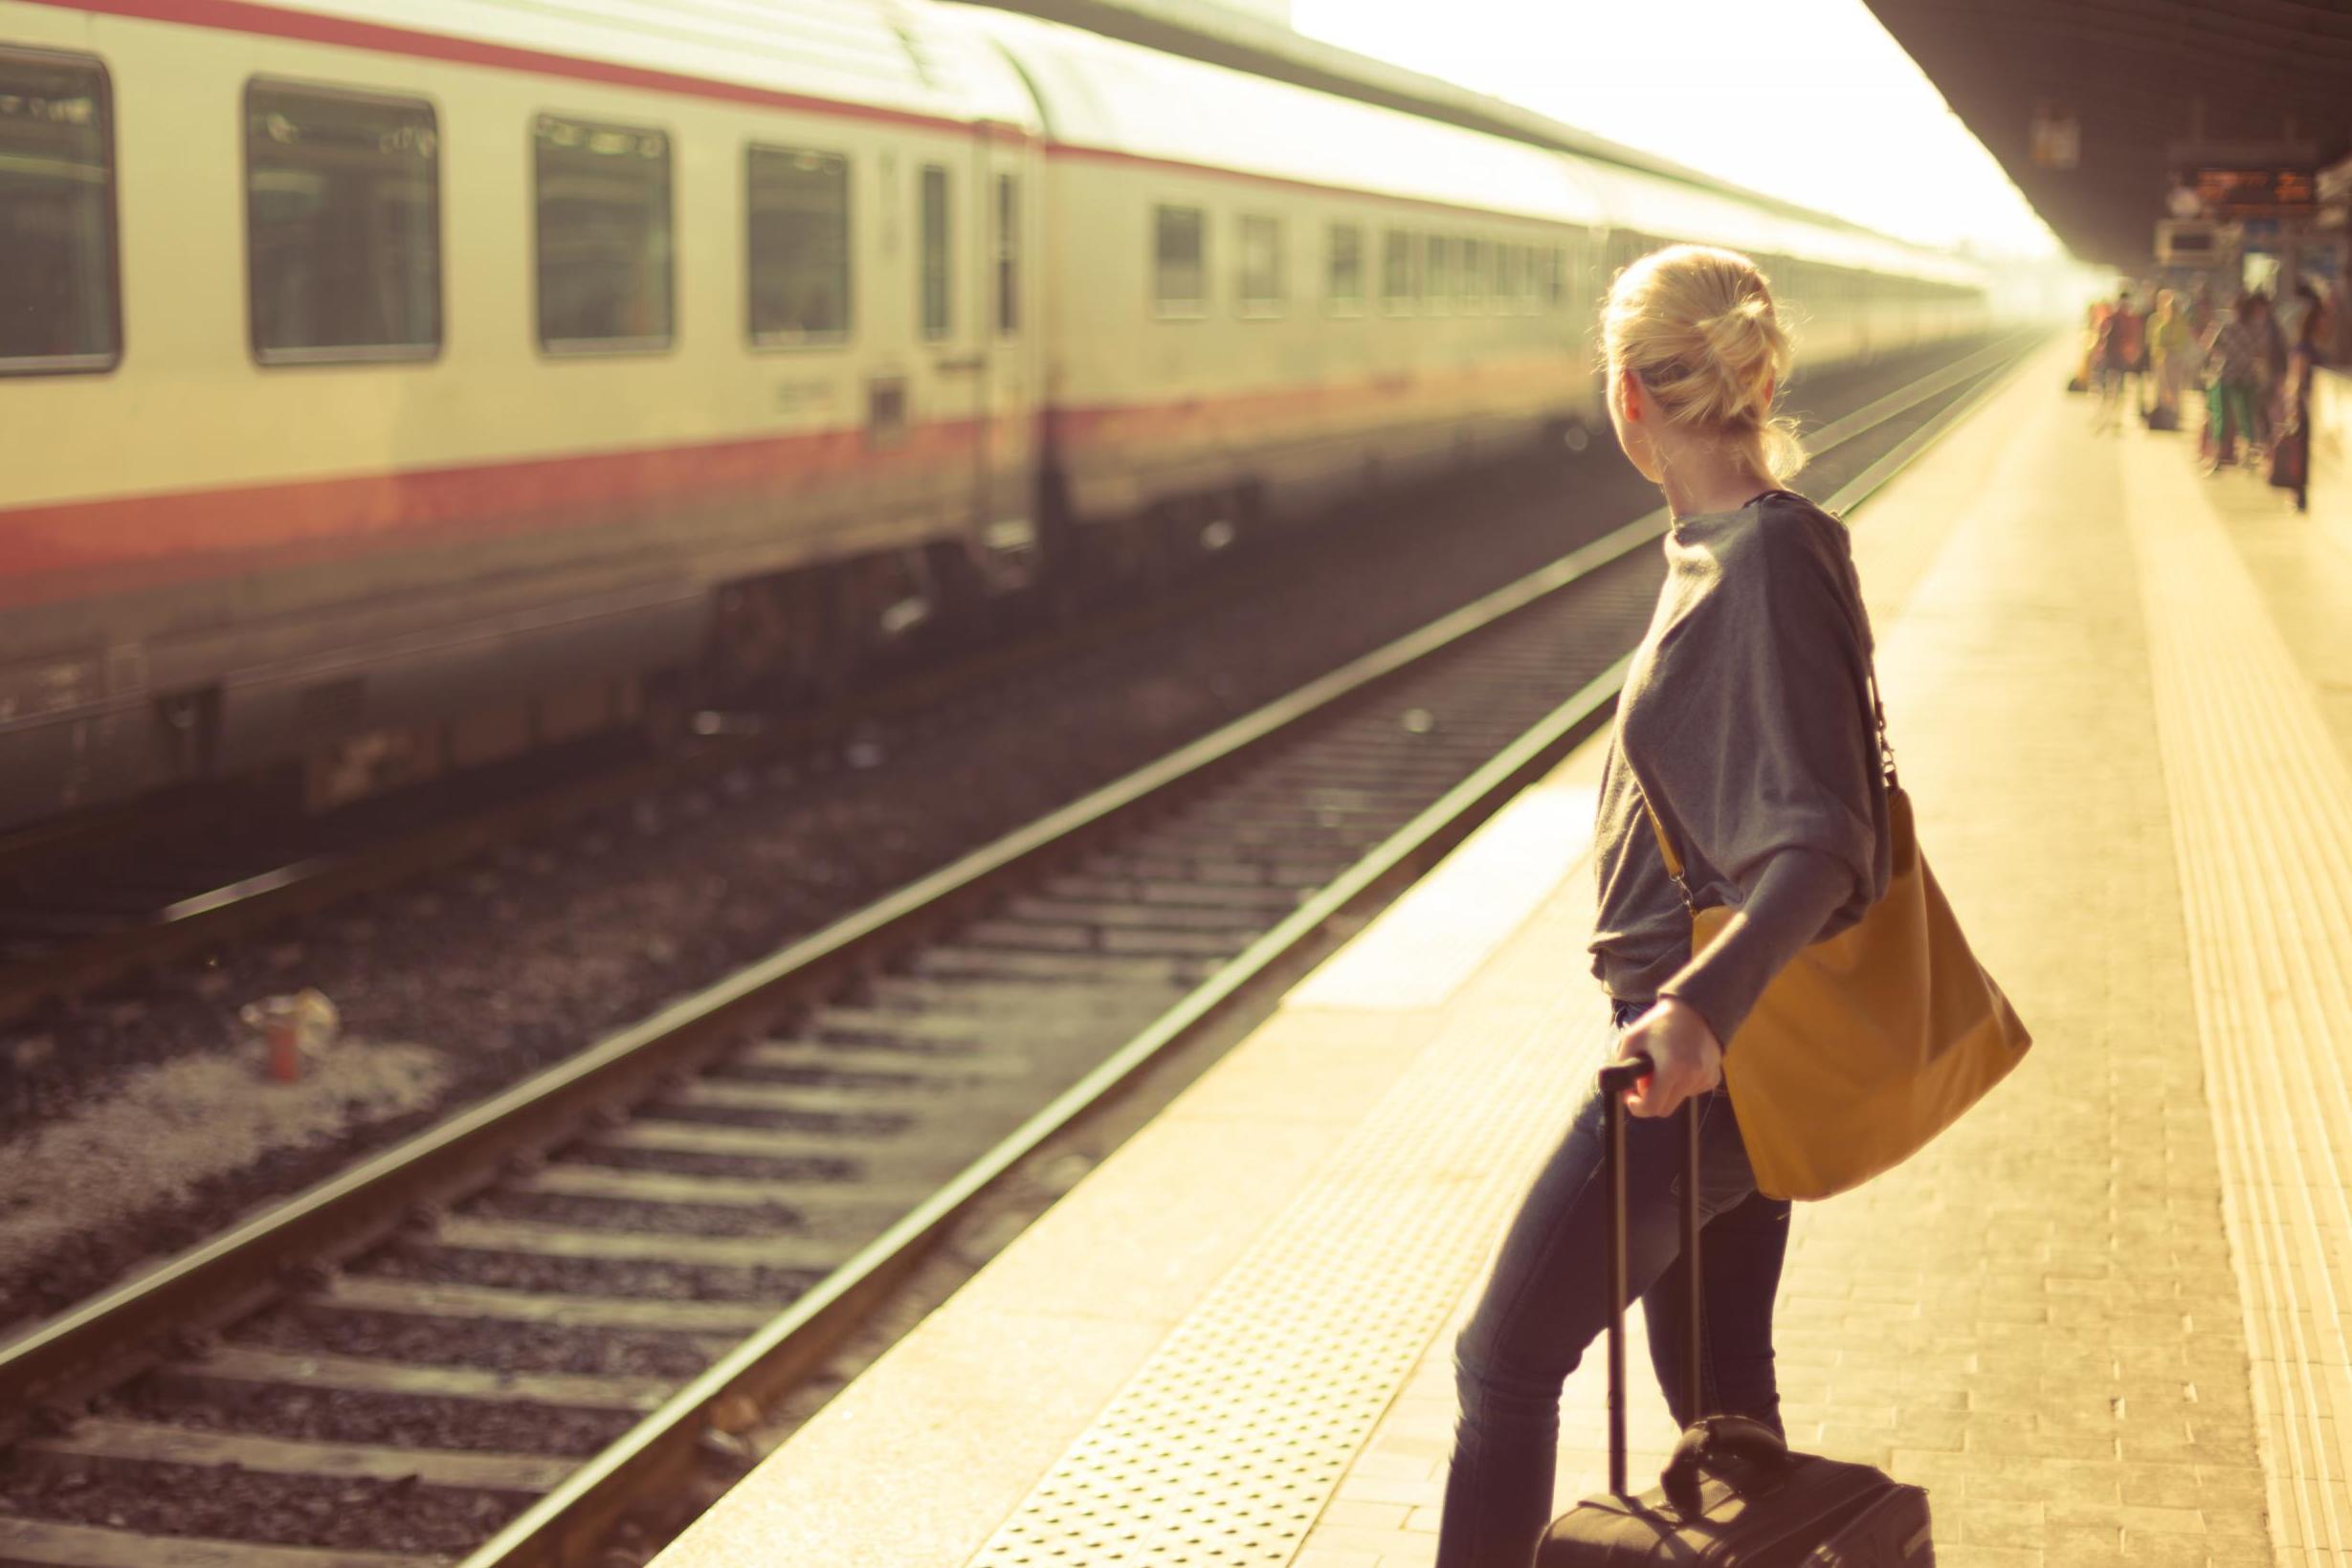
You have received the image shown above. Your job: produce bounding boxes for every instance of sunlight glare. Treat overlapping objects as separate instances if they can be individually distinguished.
[1287,0,2060,258]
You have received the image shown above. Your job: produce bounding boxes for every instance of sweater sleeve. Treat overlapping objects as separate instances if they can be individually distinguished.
[1632,504,1883,1045]
[1656,847,1853,1048]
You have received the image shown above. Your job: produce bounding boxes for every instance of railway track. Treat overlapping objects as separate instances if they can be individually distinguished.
[0,334,2041,1568]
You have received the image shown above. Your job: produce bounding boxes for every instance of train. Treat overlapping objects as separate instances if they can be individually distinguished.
[0,0,1998,830]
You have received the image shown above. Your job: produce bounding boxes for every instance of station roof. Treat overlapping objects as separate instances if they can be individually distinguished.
[1861,0,2352,267]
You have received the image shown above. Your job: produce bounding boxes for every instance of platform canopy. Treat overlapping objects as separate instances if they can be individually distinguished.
[1862,0,2352,267]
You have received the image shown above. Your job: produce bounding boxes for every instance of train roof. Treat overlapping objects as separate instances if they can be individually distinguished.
[954,1,1985,289]
[962,9,1609,228]
[959,9,1983,288]
[1569,161,1986,287]
[260,0,1040,130]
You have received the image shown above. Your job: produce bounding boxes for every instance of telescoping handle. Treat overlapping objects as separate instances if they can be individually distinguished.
[1595,1053,1704,1498]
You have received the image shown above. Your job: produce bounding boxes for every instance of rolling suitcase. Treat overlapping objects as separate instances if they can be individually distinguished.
[1535,1055,1936,1566]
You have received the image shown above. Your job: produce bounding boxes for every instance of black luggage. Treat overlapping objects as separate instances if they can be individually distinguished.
[1535,1056,1936,1566]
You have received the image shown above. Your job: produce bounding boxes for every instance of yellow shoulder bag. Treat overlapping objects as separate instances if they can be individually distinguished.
[1639,690,2031,1202]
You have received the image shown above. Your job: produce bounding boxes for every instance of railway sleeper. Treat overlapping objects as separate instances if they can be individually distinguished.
[1074,849,1342,888]
[152,1345,669,1418]
[1004,894,1274,936]
[734,1038,1035,1079]
[1241,743,1488,775]
[311,1274,786,1338]
[1213,781,1444,815]
[794,1007,1008,1049]
[585,1116,986,1174]
[411,1216,850,1275]
[959,917,1242,963]
[0,1515,439,1568]
[510,1162,939,1220]
[908,944,1214,987]
[1137,819,1390,858]
[663,1075,988,1115]
[1040,872,1309,913]
[19,1418,570,1501]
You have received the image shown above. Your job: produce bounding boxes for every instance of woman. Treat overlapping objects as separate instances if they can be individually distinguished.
[1436,246,1891,1567]
[2200,297,2265,470]
[2269,286,2330,512]
[2147,290,2196,429]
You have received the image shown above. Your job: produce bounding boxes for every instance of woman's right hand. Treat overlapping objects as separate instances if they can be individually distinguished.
[1615,998,1724,1118]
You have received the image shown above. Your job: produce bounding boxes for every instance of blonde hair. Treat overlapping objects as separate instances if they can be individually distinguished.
[1601,244,1803,481]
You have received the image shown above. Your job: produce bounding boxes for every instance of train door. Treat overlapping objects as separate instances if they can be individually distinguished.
[970,125,1038,579]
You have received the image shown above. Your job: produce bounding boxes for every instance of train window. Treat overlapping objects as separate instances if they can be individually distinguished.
[1381,229,1413,314]
[1544,244,1568,310]
[747,144,850,347]
[0,49,118,374]
[1154,205,1205,317]
[536,114,672,352]
[995,173,1020,338]
[1237,214,1283,317]
[1423,234,1452,315]
[1325,223,1364,313]
[1458,238,1487,313]
[1496,243,1524,312]
[247,82,439,363]
[919,165,952,340]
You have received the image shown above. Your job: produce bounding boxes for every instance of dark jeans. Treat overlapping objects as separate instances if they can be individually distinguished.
[1433,1001,1793,1568]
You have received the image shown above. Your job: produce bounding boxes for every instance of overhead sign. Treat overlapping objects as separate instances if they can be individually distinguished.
[2191,166,2317,215]
[2156,219,2230,267]
[2030,105,2079,170]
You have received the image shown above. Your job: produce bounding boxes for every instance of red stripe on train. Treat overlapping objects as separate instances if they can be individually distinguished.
[0,416,991,609]
[0,362,1579,608]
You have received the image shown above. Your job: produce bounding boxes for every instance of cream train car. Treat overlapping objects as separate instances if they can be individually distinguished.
[0,0,1987,829]
[973,7,1986,541]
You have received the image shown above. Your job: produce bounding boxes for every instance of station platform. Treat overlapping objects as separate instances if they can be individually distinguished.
[650,342,2352,1568]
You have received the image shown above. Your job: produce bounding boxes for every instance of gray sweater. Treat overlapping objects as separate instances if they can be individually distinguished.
[1588,491,1894,1046]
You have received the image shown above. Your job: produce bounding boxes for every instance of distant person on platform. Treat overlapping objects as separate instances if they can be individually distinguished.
[2089,288,2140,432]
[2248,292,2289,447]
[2269,284,2330,513]
[2187,280,2216,340]
[2146,291,2196,431]
[2199,297,2264,472]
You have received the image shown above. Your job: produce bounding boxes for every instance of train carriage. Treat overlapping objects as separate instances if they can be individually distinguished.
[966,7,1609,548]
[0,0,1047,823]
[0,0,1995,832]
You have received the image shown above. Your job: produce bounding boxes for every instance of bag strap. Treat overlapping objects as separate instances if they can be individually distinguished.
[1636,785,1697,915]
[1763,490,1901,789]
[1633,494,1898,904]
[1867,671,1899,791]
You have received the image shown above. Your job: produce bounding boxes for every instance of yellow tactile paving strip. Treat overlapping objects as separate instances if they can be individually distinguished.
[965,913,1612,1564]
[2126,437,2352,1566]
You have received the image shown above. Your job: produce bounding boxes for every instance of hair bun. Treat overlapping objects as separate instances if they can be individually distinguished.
[1602,243,1803,480]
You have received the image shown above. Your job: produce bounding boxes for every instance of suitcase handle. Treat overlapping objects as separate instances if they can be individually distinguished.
[1596,1051,1703,1497]
[1660,1414,1794,1516]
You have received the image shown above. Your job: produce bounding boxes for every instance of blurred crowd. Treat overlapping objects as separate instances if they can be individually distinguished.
[2073,276,2336,511]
